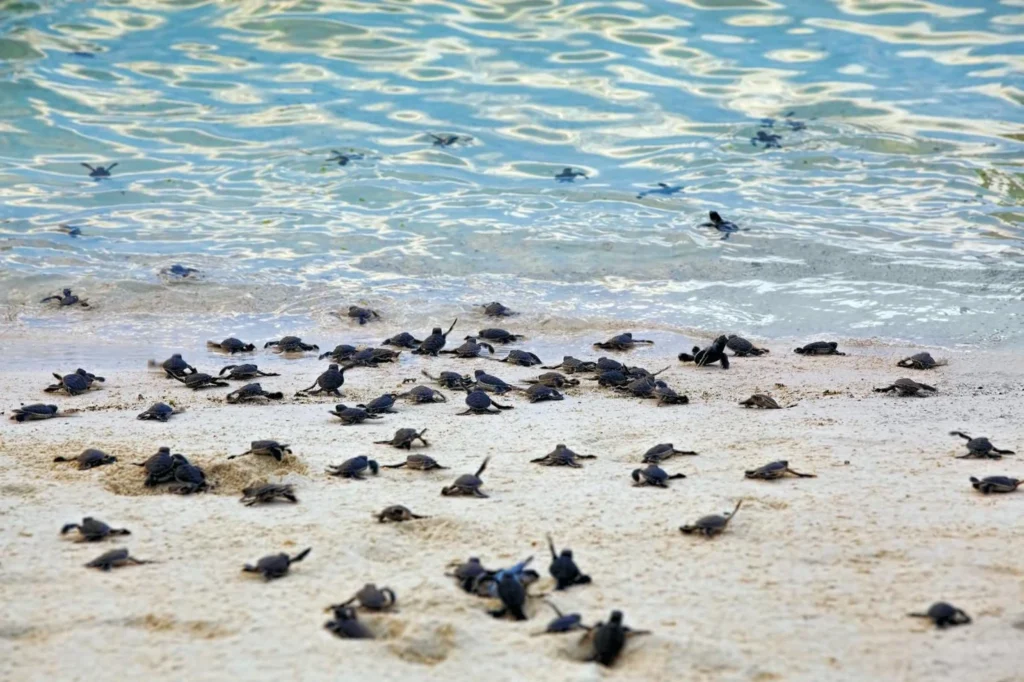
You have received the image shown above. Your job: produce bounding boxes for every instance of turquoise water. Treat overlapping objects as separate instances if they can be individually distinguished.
[1,0,1023,347]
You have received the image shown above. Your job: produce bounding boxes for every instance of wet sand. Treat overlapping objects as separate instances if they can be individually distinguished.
[1,336,1023,681]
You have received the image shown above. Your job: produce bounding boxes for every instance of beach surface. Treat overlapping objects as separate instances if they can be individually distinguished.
[1,333,1023,682]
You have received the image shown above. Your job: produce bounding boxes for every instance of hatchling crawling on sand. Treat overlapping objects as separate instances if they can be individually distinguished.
[381,453,447,471]
[548,535,591,590]
[739,394,791,409]
[478,328,522,343]
[535,603,587,635]
[358,393,399,415]
[319,344,358,362]
[173,372,230,390]
[498,349,543,367]
[243,548,311,580]
[443,337,495,358]
[152,354,196,378]
[302,364,350,396]
[226,383,283,404]
[589,368,630,388]
[542,356,597,374]
[531,444,595,468]
[459,389,512,415]
[421,370,473,390]
[481,301,516,317]
[473,369,520,394]
[614,375,658,399]
[327,456,379,480]
[61,517,130,541]
[376,505,428,522]
[240,483,298,506]
[678,335,730,368]
[346,306,380,325]
[642,443,698,463]
[45,368,104,395]
[680,501,743,537]
[375,428,429,450]
[794,341,845,356]
[336,584,397,611]
[219,364,279,381]
[41,288,89,307]
[525,372,579,389]
[325,606,375,639]
[874,378,936,397]
[413,319,458,356]
[86,548,151,571]
[970,476,1021,494]
[347,347,401,367]
[382,332,422,349]
[229,440,292,462]
[399,385,449,404]
[441,457,490,497]
[526,384,563,403]
[265,336,319,354]
[53,448,117,470]
[745,460,815,480]
[10,404,63,422]
[328,404,381,425]
[133,447,179,486]
[631,464,686,488]
[137,402,180,421]
[909,602,971,628]
[950,432,1015,459]
[206,337,256,353]
[652,382,688,405]
[897,352,945,369]
[726,335,769,356]
[582,610,649,667]
[171,460,209,494]
[594,333,654,351]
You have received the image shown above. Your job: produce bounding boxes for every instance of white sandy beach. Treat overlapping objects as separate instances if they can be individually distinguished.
[1,335,1023,682]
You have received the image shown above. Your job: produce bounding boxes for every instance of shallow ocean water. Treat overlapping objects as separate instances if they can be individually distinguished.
[1,0,1022,349]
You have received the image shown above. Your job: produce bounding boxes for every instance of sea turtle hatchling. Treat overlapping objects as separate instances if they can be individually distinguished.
[480,301,516,317]
[678,335,730,369]
[61,517,130,542]
[531,444,594,468]
[443,337,495,358]
[458,390,513,415]
[533,602,587,635]
[226,383,284,404]
[874,378,936,397]
[744,460,816,480]
[969,476,1021,494]
[908,602,971,629]
[381,452,447,471]
[420,370,473,390]
[53,448,117,470]
[358,393,399,415]
[173,372,230,390]
[950,432,1015,459]
[242,547,311,580]
[446,557,488,592]
[398,385,449,404]
[636,182,683,199]
[631,464,686,488]
[739,394,791,409]
[555,167,587,182]
[324,606,375,639]
[583,610,650,667]
[161,264,199,279]
[413,319,458,356]
[41,288,89,307]
[641,444,698,464]
[526,384,563,403]
[541,356,597,374]
[45,368,104,395]
[652,381,688,406]
[151,354,196,378]
[86,548,152,571]
[301,364,350,396]
[319,344,358,362]
[347,347,401,367]
[240,483,298,506]
[81,162,118,177]
[751,130,782,149]
[229,440,292,462]
[794,341,845,356]
[588,369,630,388]
[346,306,380,325]
[136,402,180,421]
[490,570,529,621]
[498,349,543,367]
[441,457,490,497]
[376,505,428,522]
[478,328,523,344]
[328,405,382,425]
[680,501,743,537]
[897,352,945,370]
[10,404,63,422]
[593,333,654,351]
[375,428,429,450]
[171,460,209,494]
[219,364,279,381]
[265,336,319,354]
[327,150,364,166]
[382,332,422,349]
[473,369,520,394]
[548,535,591,590]
[327,456,380,479]
[430,133,466,147]
[525,372,579,389]
[614,376,658,398]
[726,335,769,357]
[206,337,256,353]
[132,446,178,487]
[336,584,397,612]
[700,211,740,239]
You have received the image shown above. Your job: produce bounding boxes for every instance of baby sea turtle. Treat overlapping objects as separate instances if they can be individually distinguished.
[219,364,279,381]
[382,332,422,349]
[240,483,298,506]
[132,446,178,486]
[443,337,495,358]
[525,371,578,389]
[726,335,769,356]
[86,548,151,571]
[328,404,382,425]
[375,428,429,450]
[81,162,117,177]
[652,381,688,406]
[136,402,180,421]
[174,373,230,390]
[172,460,209,494]
[636,182,683,199]
[478,328,523,344]
[319,344,358,362]
[589,368,630,388]
[541,356,597,374]
[794,341,845,356]
[744,460,815,480]
[739,394,788,409]
[62,517,130,542]
[555,167,587,182]
[950,431,1015,459]
[498,349,543,367]
[376,504,428,522]
[631,464,686,488]
[346,306,380,325]
[441,457,490,497]
[229,440,292,462]
[431,133,466,147]
[45,368,104,395]
[381,452,447,471]
[226,383,284,404]
[583,610,650,667]
[243,547,311,580]
[548,535,591,590]
[58,224,82,237]
[677,335,729,368]
[325,605,375,639]
[265,336,319,353]
[41,288,89,307]
[969,476,1021,494]
[53,448,117,470]
[206,337,256,353]
[751,130,782,148]
[473,369,520,394]
[597,357,625,372]
[459,389,513,415]
[161,264,199,279]
[897,352,945,370]
[338,584,397,611]
[593,333,654,351]
[413,319,458,356]
[447,557,488,591]
[534,602,587,635]
[642,443,698,464]
[152,354,196,378]
[302,364,350,396]
[327,456,379,479]
[10,403,63,422]
[700,211,739,238]
[874,378,936,397]
[398,385,448,403]
[490,570,529,621]
[614,376,658,399]
[680,500,743,537]
[421,369,473,390]
[908,602,971,629]
[358,393,399,415]
[327,150,364,166]
[531,444,594,468]
[526,384,564,403]
[480,301,517,317]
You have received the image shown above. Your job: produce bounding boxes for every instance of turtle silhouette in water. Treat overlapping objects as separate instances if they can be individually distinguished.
[678,335,729,368]
[547,535,591,590]
[265,336,319,354]
[58,224,82,237]
[382,332,422,349]
[745,460,815,480]
[794,341,845,356]
[739,394,794,409]
[327,150,364,166]
[700,211,739,239]
[413,319,458,356]
[581,610,649,667]
[631,464,686,488]
[874,378,936,397]
[642,443,698,464]
[45,368,104,395]
[328,404,382,425]
[358,393,399,415]
[240,483,298,506]
[226,383,283,404]
[229,440,292,462]
[555,167,587,182]
[636,182,683,199]
[498,349,543,367]
[86,548,152,571]
[151,354,196,378]
[969,476,1021,494]
[375,428,429,450]
[81,162,118,178]
[161,264,200,279]
[533,602,587,635]
[478,328,523,344]
[376,504,428,522]
[206,337,256,353]
[242,547,311,580]
[525,371,579,389]
[441,457,490,497]
[327,455,379,479]
[652,381,688,406]
[301,364,350,396]
[726,335,769,357]
[908,602,971,629]
[950,431,1015,459]
[443,337,495,358]
[542,356,597,374]
[41,288,89,307]
[531,444,595,468]
[680,501,743,537]
[751,130,782,149]
[421,369,473,390]
[398,385,449,403]
[53,448,117,470]
[219,364,279,381]
[11,404,64,422]
[345,306,380,325]
[897,352,945,370]
[61,517,130,542]
[593,333,654,351]
[459,389,513,415]
[480,301,517,317]
[324,605,375,639]
[136,402,181,421]
[335,584,397,612]
[430,133,467,147]
[525,384,564,403]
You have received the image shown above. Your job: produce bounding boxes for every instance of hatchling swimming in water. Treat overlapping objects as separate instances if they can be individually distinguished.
[739,394,791,409]
[151,354,196,378]
[525,372,579,389]
[459,389,513,415]
[327,456,380,479]
[219,364,279,381]
[337,584,397,612]
[398,385,448,404]
[726,335,769,357]
[243,547,311,580]
[41,288,89,307]
[81,162,117,177]
[328,404,382,425]
[678,335,729,369]
[441,457,490,497]
[874,378,936,397]
[652,381,689,406]
[174,372,230,390]
[751,130,782,148]
[443,337,495,358]
[45,368,104,395]
[136,402,180,421]
[382,332,422,349]
[161,263,199,279]
[631,464,686,488]
[548,535,591,590]
[206,337,256,353]
[240,483,298,506]
[413,319,458,356]
[319,344,358,362]
[950,431,1015,459]
[381,453,447,472]
[132,447,179,487]
[327,150,364,166]
[473,369,521,394]
[265,336,319,354]
[636,182,683,199]
[480,301,517,317]
[555,167,587,182]
[526,384,563,403]
[642,443,698,464]
[498,349,543,367]
[542,356,597,374]
[375,428,430,450]
[794,341,845,356]
[10,404,63,422]
[430,133,466,147]
[324,605,375,639]
[700,211,740,239]
[594,333,655,351]
[226,383,284,404]
[346,306,380,325]
[86,548,152,571]
[302,363,350,396]
[969,476,1021,494]
[229,440,292,462]
[358,393,399,415]
[53,448,117,470]
[478,328,523,344]
[680,500,743,537]
[908,602,971,629]
[531,444,594,468]
[420,369,473,390]
[745,460,816,480]
[376,504,428,522]
[61,517,130,542]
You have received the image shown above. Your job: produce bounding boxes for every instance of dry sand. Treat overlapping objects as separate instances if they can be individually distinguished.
[1,336,1023,682]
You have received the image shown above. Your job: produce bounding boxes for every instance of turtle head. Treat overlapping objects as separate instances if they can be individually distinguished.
[328,363,339,370]
[431,327,442,335]
[555,443,566,449]
[63,288,72,295]
[609,610,623,625]
[171,353,182,359]
[157,446,171,454]
[631,469,642,482]
[709,211,722,224]
[474,369,485,377]
[367,460,379,475]
[560,549,573,559]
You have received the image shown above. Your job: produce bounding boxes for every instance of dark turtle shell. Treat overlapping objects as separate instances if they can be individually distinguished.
[481,302,515,317]
[382,332,421,348]
[526,384,563,403]
[137,402,176,421]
